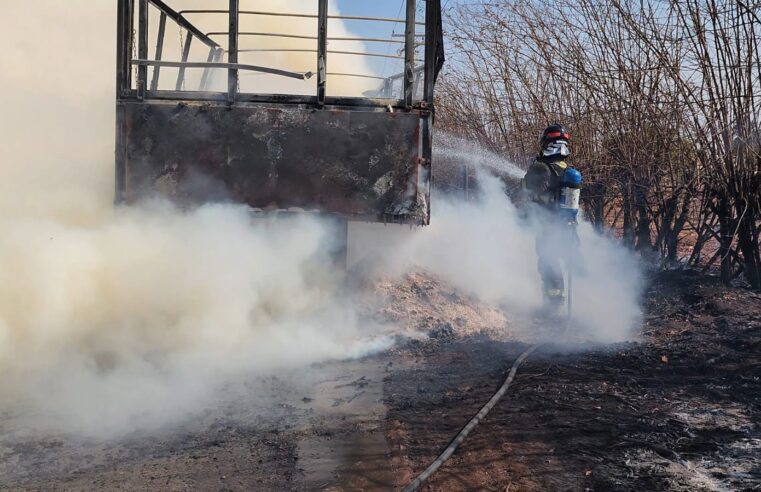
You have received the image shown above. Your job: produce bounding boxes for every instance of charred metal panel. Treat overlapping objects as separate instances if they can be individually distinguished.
[119,100,429,224]
[115,0,443,225]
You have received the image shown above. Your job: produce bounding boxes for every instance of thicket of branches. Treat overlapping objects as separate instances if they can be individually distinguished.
[437,0,761,289]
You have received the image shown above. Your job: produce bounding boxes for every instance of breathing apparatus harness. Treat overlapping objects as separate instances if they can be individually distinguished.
[537,160,583,222]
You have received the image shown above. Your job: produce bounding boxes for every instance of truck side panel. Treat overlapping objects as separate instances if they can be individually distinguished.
[118,101,429,224]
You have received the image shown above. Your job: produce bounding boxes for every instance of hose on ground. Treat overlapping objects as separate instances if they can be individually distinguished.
[402,342,542,492]
[403,264,576,491]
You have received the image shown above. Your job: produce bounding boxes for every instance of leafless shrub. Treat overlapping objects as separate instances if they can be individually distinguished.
[437,0,761,289]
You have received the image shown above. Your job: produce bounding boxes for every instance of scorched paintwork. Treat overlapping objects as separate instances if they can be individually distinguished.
[117,100,430,223]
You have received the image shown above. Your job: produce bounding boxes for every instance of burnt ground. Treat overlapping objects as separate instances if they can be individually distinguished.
[386,270,761,491]
[1,270,760,491]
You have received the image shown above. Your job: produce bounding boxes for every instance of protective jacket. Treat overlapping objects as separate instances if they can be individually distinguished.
[522,156,575,309]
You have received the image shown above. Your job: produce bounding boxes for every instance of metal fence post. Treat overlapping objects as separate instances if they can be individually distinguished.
[116,0,132,97]
[138,0,149,99]
[228,0,239,104]
[404,0,416,108]
[317,0,328,106]
[115,0,134,205]
[424,0,436,104]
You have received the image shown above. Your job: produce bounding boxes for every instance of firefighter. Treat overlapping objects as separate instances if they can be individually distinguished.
[521,124,581,313]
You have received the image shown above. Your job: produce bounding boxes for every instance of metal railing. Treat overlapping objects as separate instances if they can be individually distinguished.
[117,0,439,107]
[180,9,426,26]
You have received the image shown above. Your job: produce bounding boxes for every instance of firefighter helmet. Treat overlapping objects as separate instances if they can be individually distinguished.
[540,123,571,158]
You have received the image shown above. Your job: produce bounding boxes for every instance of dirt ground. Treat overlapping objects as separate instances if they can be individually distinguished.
[1,269,760,491]
[386,270,761,491]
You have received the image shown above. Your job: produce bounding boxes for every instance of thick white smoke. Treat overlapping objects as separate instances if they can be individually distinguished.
[351,142,643,344]
[0,2,389,438]
[0,1,641,439]
[0,204,389,435]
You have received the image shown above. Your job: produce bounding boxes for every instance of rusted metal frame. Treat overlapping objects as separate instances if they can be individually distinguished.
[137,0,149,99]
[260,94,406,108]
[116,0,125,96]
[115,102,127,205]
[327,72,385,81]
[331,36,404,44]
[404,0,416,109]
[133,60,311,80]
[150,12,167,91]
[175,33,194,91]
[181,9,426,25]
[336,14,424,25]
[147,0,220,49]
[228,0,239,104]
[236,48,412,61]
[209,32,405,44]
[115,0,133,205]
[139,90,405,108]
[116,0,133,97]
[343,51,413,61]
[182,9,318,18]
[120,101,426,223]
[317,0,328,106]
[424,0,437,104]
[210,31,317,40]
[199,48,223,91]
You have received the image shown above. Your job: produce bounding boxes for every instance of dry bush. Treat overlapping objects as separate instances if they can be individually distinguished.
[436,0,761,289]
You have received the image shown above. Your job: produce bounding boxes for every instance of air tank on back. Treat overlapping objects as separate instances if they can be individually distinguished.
[560,168,583,223]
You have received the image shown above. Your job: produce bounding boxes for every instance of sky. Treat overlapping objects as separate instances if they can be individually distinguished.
[332,0,423,79]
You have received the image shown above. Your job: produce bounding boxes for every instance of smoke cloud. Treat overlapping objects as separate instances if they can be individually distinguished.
[0,2,388,437]
[0,1,641,439]
[0,205,390,435]
[351,140,643,344]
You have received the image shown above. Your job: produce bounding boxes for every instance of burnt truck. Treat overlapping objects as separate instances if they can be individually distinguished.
[115,0,444,239]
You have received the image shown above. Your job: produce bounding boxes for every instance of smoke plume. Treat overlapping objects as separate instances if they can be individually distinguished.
[0,2,641,438]
[0,1,388,437]
[351,138,643,344]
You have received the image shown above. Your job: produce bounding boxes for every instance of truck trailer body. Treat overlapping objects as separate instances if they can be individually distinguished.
[115,0,444,225]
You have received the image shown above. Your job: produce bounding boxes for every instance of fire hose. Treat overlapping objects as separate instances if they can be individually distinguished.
[403,228,578,492]
[401,342,542,492]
